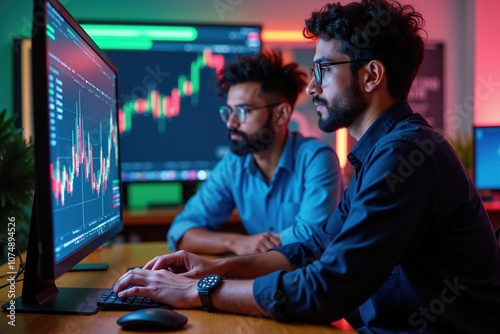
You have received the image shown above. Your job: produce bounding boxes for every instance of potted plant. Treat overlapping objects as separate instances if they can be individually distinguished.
[447,130,473,178]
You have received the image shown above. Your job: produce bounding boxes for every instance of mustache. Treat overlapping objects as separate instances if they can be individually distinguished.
[312,95,328,106]
[228,128,247,139]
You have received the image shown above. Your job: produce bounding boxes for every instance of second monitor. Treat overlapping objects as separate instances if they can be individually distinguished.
[81,22,262,206]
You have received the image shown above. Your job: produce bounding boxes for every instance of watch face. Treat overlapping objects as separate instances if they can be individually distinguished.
[198,274,222,291]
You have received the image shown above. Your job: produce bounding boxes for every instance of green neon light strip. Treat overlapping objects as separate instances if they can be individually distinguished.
[81,24,198,50]
[91,38,153,50]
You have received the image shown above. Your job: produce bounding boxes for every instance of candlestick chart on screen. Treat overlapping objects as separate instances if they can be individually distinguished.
[48,75,121,234]
[118,49,224,134]
[50,100,119,208]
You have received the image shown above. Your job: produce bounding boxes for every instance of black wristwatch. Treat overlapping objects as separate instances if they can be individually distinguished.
[197,274,222,311]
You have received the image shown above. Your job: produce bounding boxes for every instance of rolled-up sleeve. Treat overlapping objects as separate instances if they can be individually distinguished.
[167,158,236,250]
[253,237,331,321]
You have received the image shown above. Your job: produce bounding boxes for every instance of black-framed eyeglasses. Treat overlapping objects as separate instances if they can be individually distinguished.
[310,59,370,86]
[219,102,281,123]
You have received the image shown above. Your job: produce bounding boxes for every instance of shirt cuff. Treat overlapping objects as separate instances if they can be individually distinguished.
[279,223,315,245]
[253,270,289,321]
[167,221,202,251]
[252,242,311,320]
[270,243,311,269]
[279,228,295,245]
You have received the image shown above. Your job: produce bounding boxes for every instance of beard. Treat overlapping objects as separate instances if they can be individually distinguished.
[315,76,368,133]
[228,115,275,156]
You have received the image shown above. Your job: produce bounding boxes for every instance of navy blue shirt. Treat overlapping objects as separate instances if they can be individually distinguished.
[253,101,500,333]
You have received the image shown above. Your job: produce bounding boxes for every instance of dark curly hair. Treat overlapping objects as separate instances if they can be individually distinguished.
[215,49,308,109]
[303,0,426,100]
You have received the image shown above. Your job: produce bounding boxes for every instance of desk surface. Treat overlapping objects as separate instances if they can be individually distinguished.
[0,242,352,334]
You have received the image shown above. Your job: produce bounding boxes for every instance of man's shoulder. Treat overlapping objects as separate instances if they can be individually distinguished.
[291,131,333,152]
[293,133,336,161]
[376,117,444,151]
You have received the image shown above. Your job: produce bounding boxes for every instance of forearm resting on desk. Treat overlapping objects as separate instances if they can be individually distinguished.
[201,252,292,315]
[213,250,293,278]
[177,228,281,255]
[145,248,291,279]
[212,279,268,316]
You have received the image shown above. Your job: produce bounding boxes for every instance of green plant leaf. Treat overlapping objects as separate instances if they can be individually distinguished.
[447,130,473,170]
[0,109,34,255]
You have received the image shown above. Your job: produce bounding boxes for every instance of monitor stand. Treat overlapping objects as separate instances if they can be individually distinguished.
[4,288,108,315]
[70,263,109,271]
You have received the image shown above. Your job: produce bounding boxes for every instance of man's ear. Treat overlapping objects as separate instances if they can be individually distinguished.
[274,102,292,129]
[362,60,385,93]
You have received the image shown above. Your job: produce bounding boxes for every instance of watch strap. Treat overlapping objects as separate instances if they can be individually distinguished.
[199,290,214,311]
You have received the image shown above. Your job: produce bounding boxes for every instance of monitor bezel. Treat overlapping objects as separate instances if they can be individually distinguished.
[78,20,262,37]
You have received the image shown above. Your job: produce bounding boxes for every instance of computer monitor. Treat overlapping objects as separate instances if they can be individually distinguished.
[2,0,122,314]
[473,125,500,193]
[80,21,261,207]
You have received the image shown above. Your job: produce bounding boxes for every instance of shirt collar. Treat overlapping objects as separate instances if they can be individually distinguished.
[243,131,294,175]
[348,100,413,168]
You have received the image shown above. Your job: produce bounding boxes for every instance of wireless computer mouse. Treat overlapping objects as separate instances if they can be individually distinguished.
[117,308,188,330]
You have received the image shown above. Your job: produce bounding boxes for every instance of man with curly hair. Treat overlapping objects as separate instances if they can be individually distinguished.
[116,1,500,332]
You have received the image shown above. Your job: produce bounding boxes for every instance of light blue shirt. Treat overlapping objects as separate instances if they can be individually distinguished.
[167,131,344,250]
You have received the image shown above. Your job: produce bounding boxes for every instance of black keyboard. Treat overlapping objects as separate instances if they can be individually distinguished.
[97,286,170,310]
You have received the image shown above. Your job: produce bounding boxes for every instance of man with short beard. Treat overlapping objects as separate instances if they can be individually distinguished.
[167,49,344,255]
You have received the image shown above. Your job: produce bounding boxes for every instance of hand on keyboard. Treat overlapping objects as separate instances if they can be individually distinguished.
[98,285,171,310]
